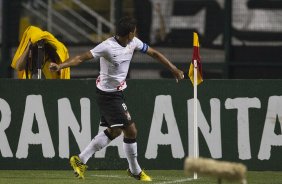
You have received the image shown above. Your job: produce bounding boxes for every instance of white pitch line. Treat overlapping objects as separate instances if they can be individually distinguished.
[154,178,194,184]
[91,174,194,183]
[91,174,128,179]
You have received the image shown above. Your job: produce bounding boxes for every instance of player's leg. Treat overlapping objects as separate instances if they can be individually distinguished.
[123,123,152,181]
[79,127,121,163]
[70,127,121,179]
[123,122,140,174]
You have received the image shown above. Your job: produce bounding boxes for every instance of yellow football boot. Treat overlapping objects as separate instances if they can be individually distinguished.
[70,155,88,179]
[127,169,152,181]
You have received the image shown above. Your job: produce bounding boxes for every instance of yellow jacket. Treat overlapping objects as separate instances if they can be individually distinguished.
[11,26,70,79]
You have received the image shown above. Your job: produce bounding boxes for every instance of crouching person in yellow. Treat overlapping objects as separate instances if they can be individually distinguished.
[11,26,70,79]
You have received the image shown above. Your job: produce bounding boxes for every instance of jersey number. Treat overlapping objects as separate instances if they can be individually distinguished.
[122,103,127,111]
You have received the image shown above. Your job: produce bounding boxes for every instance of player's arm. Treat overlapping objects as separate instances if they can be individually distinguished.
[15,41,32,71]
[146,47,184,82]
[49,51,93,72]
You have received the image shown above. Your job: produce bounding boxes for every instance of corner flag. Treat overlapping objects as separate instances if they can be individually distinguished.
[188,32,203,86]
[188,32,203,180]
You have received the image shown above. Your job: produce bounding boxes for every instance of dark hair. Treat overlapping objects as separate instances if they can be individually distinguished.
[29,41,60,72]
[44,43,60,63]
[116,17,137,37]
[30,42,59,63]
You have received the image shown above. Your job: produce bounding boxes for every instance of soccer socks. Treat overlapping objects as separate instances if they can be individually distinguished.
[123,138,142,175]
[79,130,112,164]
[78,130,142,176]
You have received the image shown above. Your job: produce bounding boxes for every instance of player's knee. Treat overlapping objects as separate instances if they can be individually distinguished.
[123,123,137,138]
[107,128,122,139]
[130,127,137,137]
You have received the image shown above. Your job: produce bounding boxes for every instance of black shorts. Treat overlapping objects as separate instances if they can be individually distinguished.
[96,88,132,128]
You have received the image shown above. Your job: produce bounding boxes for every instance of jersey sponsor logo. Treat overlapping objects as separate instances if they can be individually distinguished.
[117,81,126,90]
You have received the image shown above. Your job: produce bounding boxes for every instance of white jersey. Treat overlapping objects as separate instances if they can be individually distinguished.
[90,37,148,92]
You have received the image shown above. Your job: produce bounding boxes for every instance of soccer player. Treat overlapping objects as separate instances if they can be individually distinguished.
[49,16,184,181]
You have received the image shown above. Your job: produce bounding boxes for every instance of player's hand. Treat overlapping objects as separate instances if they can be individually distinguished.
[172,68,184,83]
[49,62,60,72]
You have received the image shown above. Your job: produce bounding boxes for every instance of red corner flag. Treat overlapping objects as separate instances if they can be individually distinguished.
[188,32,203,86]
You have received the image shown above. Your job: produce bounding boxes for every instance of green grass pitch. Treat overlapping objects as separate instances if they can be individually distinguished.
[0,170,282,184]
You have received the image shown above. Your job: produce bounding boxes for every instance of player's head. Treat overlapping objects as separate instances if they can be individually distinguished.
[116,16,137,40]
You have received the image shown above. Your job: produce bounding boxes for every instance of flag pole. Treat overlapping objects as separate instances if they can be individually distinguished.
[189,32,202,179]
[193,59,198,180]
